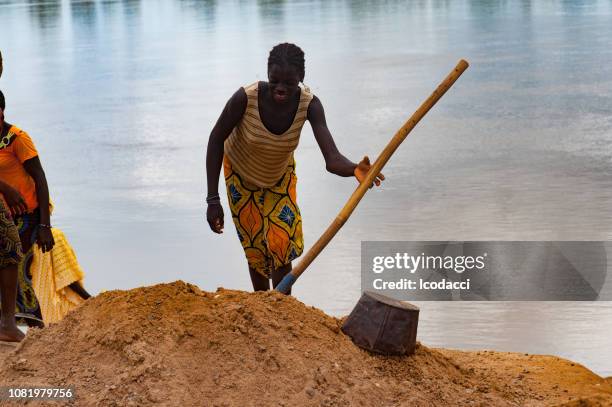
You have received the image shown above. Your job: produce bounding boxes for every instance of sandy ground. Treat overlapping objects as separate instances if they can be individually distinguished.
[438,349,612,406]
[0,282,609,406]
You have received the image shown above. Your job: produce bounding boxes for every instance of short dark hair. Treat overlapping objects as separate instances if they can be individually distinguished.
[0,90,4,110]
[267,43,305,82]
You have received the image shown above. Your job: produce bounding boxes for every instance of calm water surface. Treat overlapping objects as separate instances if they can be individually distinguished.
[1,0,611,376]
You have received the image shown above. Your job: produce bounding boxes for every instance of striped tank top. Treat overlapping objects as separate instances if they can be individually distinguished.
[224,81,314,187]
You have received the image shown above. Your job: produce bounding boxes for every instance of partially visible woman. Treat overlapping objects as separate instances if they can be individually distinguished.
[0,88,55,323]
[0,50,25,341]
[0,90,91,325]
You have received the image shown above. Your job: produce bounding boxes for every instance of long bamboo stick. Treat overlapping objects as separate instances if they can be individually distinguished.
[276,59,470,294]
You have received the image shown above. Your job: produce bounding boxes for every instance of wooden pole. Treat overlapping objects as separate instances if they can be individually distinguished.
[276,59,470,294]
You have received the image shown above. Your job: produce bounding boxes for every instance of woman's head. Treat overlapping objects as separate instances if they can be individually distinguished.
[267,43,305,104]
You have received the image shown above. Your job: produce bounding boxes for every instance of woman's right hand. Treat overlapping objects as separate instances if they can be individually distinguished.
[207,203,224,233]
[0,184,27,216]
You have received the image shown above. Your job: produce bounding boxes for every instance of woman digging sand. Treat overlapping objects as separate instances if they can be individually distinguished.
[206,43,384,293]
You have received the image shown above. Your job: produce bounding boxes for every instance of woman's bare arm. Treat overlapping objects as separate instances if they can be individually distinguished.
[23,156,55,252]
[307,96,357,176]
[307,96,384,186]
[206,88,248,197]
[205,88,247,233]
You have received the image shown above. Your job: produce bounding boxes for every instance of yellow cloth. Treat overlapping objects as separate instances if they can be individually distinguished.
[30,228,86,323]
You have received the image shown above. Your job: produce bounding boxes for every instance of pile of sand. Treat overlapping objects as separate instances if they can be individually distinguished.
[0,281,610,406]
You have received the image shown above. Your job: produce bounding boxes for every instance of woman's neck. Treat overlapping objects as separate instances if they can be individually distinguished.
[0,121,11,137]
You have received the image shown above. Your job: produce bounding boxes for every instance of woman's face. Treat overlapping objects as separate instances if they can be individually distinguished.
[268,64,301,104]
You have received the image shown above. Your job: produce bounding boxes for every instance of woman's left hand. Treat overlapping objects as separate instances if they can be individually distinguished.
[354,156,385,187]
[37,227,55,253]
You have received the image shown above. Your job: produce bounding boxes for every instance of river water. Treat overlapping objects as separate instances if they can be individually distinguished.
[1,0,611,376]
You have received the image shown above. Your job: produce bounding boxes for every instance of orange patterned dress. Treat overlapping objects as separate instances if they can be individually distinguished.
[223,154,303,278]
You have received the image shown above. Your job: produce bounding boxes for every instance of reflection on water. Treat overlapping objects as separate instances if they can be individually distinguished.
[1,0,611,376]
[26,0,61,30]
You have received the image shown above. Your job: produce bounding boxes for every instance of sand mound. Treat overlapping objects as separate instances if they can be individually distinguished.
[0,281,610,406]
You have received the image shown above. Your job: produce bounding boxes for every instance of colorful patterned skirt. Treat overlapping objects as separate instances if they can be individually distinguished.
[0,204,42,325]
[223,155,304,278]
[0,200,23,268]
[13,210,42,323]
